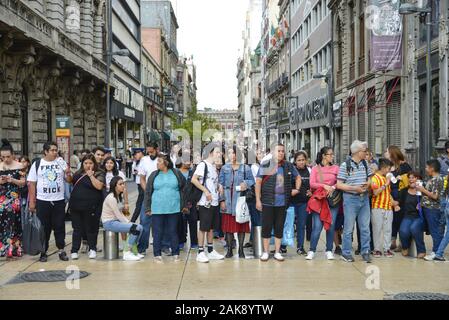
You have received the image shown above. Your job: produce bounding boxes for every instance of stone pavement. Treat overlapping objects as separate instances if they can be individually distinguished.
[0,182,448,300]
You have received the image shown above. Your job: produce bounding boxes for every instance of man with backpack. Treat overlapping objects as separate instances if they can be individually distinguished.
[28,142,73,262]
[336,140,374,263]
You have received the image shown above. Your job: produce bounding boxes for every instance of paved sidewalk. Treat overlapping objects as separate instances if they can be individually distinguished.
[0,182,448,300]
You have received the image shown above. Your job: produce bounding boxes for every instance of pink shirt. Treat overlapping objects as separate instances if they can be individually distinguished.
[310,164,340,190]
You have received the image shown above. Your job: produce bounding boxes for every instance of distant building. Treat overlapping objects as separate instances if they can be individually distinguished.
[198,109,240,133]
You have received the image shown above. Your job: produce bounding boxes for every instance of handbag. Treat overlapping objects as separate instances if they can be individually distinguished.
[281,206,295,247]
[316,165,342,207]
[242,165,256,202]
[235,196,250,223]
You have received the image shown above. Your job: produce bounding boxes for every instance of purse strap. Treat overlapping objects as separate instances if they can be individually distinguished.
[73,173,88,190]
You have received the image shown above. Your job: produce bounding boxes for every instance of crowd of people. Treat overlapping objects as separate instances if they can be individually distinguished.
[0,137,448,264]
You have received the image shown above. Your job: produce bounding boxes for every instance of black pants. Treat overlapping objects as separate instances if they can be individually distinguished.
[71,209,100,253]
[36,200,66,253]
[131,184,144,223]
[391,209,404,240]
[306,213,312,241]
[181,205,198,246]
[126,162,133,178]
[262,206,287,239]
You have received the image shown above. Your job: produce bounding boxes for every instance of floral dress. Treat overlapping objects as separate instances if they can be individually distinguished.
[0,169,23,256]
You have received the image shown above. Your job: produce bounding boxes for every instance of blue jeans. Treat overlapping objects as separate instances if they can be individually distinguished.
[399,216,426,254]
[152,213,180,257]
[103,220,143,247]
[310,205,339,252]
[294,203,308,249]
[248,201,261,242]
[423,207,444,252]
[137,204,152,253]
[342,193,371,256]
[436,206,449,257]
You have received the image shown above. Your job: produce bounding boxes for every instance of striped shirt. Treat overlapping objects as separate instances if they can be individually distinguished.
[371,173,392,210]
[337,159,373,194]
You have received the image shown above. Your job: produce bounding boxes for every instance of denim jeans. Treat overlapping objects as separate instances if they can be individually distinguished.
[399,216,426,254]
[152,213,180,257]
[248,201,261,242]
[309,205,339,252]
[436,206,449,257]
[342,193,371,256]
[423,207,444,253]
[294,202,308,249]
[103,220,143,247]
[137,204,152,253]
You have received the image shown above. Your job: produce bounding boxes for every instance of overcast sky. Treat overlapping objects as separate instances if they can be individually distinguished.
[171,0,249,110]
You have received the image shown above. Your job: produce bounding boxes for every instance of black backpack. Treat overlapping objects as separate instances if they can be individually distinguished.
[185,161,208,207]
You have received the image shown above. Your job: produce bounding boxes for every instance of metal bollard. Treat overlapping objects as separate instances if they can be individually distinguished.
[103,230,119,260]
[253,226,263,258]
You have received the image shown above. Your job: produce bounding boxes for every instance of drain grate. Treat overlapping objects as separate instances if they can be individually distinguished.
[4,270,89,285]
[390,292,449,300]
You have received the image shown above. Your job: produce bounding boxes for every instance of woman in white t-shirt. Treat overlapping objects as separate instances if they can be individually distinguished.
[102,157,129,214]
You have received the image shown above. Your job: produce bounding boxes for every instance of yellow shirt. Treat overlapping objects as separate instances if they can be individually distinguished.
[371,173,392,210]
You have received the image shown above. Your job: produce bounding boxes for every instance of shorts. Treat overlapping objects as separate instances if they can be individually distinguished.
[198,205,220,232]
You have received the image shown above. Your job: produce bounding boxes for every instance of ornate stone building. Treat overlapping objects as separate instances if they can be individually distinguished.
[0,0,108,160]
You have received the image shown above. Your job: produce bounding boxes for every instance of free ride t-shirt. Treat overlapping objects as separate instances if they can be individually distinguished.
[194,160,219,207]
[28,158,68,201]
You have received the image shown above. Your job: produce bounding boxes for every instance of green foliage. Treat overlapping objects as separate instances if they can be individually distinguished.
[172,104,220,142]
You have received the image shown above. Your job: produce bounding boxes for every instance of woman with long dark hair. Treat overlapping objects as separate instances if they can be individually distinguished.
[0,139,26,257]
[69,154,105,260]
[102,176,143,261]
[102,156,129,210]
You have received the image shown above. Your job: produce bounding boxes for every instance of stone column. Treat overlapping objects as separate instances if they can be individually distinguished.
[46,0,65,30]
[65,0,81,43]
[93,0,106,59]
[437,0,449,149]
[80,0,94,53]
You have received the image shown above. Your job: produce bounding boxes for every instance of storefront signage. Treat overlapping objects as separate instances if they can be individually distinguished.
[114,81,143,112]
[297,95,329,125]
[124,107,135,119]
[332,100,342,128]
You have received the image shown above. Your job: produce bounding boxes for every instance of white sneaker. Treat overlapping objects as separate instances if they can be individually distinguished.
[123,251,141,261]
[207,250,224,260]
[260,252,269,261]
[326,251,335,260]
[274,252,285,261]
[88,250,96,259]
[196,251,209,263]
[136,253,145,259]
[305,251,315,260]
[154,256,163,263]
[71,252,79,260]
[424,252,436,261]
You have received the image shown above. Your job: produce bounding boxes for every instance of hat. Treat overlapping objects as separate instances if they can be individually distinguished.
[132,148,144,155]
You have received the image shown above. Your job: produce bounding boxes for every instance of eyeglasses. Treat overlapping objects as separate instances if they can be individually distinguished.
[325,153,334,156]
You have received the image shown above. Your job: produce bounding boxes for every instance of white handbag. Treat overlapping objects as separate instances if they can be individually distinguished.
[235,196,250,224]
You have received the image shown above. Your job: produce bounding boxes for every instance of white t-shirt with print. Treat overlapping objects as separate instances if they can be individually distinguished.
[105,171,126,192]
[28,158,68,201]
[138,156,158,182]
[194,160,219,207]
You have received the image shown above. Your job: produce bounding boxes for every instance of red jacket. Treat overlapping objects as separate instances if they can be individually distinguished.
[306,187,332,231]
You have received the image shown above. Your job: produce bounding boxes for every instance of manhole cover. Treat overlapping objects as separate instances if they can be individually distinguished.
[4,270,89,285]
[390,292,449,300]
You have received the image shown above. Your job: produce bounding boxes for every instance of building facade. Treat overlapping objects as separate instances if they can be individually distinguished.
[198,109,240,134]
[109,0,144,156]
[290,0,332,160]
[0,0,109,161]
[177,55,197,118]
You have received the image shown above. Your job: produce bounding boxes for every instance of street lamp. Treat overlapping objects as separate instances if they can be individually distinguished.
[399,2,432,171]
[313,68,334,149]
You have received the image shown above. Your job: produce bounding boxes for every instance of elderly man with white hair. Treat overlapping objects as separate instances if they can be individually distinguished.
[336,140,374,263]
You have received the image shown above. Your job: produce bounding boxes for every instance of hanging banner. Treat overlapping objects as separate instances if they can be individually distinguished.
[368,0,403,71]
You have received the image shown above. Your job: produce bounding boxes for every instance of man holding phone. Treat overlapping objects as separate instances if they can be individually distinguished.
[336,140,374,263]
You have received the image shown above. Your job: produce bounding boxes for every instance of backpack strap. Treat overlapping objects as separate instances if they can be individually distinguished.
[34,158,41,175]
[346,158,352,176]
[361,159,369,181]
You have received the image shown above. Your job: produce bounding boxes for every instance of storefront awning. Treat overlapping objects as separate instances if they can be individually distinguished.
[162,131,171,140]
[148,130,161,142]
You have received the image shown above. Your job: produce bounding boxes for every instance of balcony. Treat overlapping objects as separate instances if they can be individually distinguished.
[358,56,365,76]
[143,86,162,106]
[349,62,355,81]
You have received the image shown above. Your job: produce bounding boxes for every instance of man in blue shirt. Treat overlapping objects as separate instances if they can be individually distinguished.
[255,144,301,262]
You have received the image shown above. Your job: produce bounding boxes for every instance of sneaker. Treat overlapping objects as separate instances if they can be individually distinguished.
[162,248,171,256]
[274,252,285,261]
[280,246,287,254]
[424,252,436,261]
[190,245,199,250]
[296,248,307,255]
[341,254,354,262]
[434,256,446,262]
[71,252,79,260]
[136,253,145,259]
[88,250,97,259]
[373,251,382,258]
[334,246,342,255]
[39,253,48,262]
[260,252,269,262]
[154,256,163,263]
[325,251,335,260]
[59,251,69,261]
[196,251,209,263]
[243,242,252,248]
[362,253,372,263]
[123,251,141,261]
[173,255,180,262]
[384,250,394,258]
[305,251,315,260]
[208,250,224,260]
